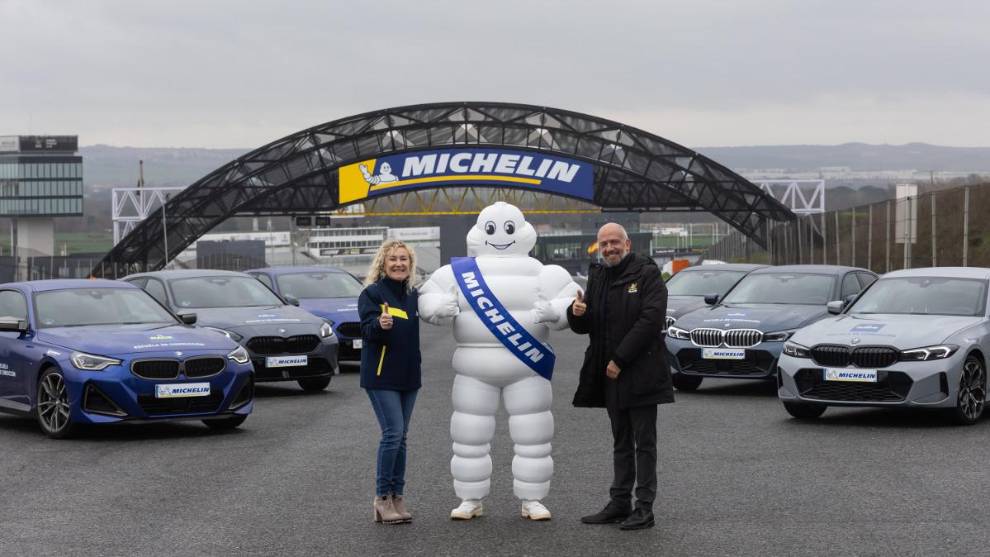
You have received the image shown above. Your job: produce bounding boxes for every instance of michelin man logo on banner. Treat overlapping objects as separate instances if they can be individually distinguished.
[359,162,398,185]
[419,201,580,521]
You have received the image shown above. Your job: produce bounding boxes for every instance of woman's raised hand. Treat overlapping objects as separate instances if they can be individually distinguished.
[379,303,394,330]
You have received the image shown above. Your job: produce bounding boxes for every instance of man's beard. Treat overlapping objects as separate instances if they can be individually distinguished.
[601,251,628,267]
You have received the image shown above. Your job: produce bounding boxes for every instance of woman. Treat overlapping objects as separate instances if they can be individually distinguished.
[359,239,421,525]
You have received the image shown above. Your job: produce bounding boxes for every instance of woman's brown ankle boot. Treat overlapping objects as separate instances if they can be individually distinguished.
[391,495,412,523]
[373,495,403,524]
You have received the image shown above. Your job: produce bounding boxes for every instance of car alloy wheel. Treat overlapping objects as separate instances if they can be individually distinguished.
[37,368,76,438]
[954,356,986,425]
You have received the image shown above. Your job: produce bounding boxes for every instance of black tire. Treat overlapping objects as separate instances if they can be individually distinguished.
[36,367,77,439]
[672,373,703,392]
[203,415,247,431]
[298,375,332,392]
[951,355,986,425]
[783,401,827,420]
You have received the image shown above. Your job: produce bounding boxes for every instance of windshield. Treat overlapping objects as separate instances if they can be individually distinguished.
[277,272,363,299]
[36,288,177,328]
[721,273,835,305]
[849,277,987,316]
[666,269,747,296]
[170,276,284,309]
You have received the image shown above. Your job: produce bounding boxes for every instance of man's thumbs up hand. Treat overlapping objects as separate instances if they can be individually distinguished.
[572,289,587,317]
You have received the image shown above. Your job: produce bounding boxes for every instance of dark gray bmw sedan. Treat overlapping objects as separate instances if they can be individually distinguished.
[123,270,338,392]
[665,265,876,391]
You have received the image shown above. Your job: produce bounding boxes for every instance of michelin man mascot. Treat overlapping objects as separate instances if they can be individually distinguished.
[419,201,580,521]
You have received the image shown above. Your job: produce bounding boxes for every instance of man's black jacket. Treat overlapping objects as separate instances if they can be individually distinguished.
[567,253,674,409]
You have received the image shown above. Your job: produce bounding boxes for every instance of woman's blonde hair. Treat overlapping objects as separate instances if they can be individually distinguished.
[364,239,417,290]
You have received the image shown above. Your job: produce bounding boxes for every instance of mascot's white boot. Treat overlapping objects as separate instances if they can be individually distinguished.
[419,202,579,520]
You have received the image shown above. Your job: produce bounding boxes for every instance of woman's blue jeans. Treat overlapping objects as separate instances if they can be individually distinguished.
[366,388,419,497]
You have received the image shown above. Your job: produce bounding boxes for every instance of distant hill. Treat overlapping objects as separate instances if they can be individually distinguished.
[696,143,990,172]
[81,145,248,188]
[80,143,990,189]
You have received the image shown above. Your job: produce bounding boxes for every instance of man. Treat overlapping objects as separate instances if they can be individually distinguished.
[567,222,674,530]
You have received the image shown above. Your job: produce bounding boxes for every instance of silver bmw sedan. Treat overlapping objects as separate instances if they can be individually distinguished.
[777,267,989,425]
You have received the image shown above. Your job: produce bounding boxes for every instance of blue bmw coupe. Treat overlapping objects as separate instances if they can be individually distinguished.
[0,280,254,438]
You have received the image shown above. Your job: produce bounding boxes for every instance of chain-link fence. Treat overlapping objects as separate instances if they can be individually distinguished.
[707,182,990,272]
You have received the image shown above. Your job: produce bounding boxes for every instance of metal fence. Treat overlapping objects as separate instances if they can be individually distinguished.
[0,253,108,282]
[1,252,376,282]
[707,183,990,272]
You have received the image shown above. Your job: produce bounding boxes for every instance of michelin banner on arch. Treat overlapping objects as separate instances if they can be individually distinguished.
[338,148,595,204]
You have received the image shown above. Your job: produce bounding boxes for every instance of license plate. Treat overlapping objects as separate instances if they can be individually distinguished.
[352,339,362,349]
[266,355,308,368]
[824,368,878,383]
[702,348,746,360]
[155,383,211,399]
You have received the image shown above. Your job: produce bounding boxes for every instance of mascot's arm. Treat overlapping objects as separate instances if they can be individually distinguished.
[418,265,459,327]
[538,264,582,331]
[613,264,666,367]
[358,288,388,342]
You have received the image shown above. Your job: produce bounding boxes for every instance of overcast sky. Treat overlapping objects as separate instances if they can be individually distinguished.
[3,0,988,149]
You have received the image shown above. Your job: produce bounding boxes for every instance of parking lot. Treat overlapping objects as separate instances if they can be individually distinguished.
[2,324,989,557]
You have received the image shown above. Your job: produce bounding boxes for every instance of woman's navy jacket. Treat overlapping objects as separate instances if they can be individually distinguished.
[358,278,422,391]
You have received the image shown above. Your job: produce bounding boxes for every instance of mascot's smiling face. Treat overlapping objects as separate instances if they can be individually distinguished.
[466,202,537,257]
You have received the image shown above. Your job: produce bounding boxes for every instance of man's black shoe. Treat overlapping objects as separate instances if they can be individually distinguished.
[619,508,655,530]
[580,502,632,524]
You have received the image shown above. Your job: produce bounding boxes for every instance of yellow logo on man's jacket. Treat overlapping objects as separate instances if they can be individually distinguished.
[627,282,638,293]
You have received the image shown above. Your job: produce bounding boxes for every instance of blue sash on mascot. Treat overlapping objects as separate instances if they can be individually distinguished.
[451,257,555,381]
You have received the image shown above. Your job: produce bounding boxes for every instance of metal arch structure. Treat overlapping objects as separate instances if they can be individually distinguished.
[92,101,795,277]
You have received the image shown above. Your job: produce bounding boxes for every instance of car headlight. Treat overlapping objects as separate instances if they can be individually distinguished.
[320,322,335,338]
[900,344,959,361]
[71,351,121,371]
[662,316,676,333]
[667,325,690,340]
[204,327,243,342]
[227,345,250,365]
[764,330,795,342]
[782,342,811,358]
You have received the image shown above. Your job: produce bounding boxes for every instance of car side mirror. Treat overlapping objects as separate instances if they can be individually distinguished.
[0,317,28,332]
[284,295,300,307]
[704,294,719,306]
[827,300,845,315]
[844,293,858,306]
[178,313,198,325]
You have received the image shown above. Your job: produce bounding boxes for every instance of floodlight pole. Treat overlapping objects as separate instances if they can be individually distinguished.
[162,193,170,270]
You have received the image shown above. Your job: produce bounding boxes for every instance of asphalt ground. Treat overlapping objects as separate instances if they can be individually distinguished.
[2,324,990,557]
